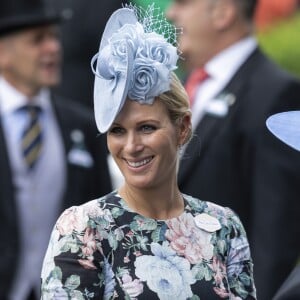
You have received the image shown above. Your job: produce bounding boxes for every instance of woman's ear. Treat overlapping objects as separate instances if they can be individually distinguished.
[178,113,192,146]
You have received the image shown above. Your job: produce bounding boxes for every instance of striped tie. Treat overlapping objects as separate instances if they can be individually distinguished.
[21,105,43,170]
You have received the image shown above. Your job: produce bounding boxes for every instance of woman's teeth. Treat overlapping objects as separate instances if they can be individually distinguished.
[127,157,153,168]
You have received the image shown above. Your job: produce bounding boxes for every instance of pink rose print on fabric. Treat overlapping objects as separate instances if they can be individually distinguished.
[56,207,88,236]
[165,212,214,264]
[78,227,97,257]
[77,227,98,270]
[211,256,230,298]
[121,274,143,298]
[78,257,97,270]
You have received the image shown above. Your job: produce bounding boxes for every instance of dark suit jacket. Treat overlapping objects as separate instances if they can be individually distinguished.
[0,94,112,298]
[179,48,300,300]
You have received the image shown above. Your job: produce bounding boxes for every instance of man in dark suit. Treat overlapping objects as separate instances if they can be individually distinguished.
[0,0,111,299]
[167,0,300,298]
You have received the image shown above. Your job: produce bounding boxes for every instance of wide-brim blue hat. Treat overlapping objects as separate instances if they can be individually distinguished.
[266,111,300,151]
[91,4,179,133]
[92,8,137,133]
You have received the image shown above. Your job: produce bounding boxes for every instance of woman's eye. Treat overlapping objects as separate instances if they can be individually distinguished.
[109,126,124,135]
[141,124,156,133]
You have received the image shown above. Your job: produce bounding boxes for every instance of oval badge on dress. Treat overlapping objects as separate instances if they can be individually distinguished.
[194,213,221,232]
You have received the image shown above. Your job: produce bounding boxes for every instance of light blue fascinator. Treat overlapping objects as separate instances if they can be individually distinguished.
[266,111,300,151]
[91,4,179,133]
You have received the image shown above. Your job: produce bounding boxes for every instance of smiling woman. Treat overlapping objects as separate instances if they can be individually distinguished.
[40,4,257,299]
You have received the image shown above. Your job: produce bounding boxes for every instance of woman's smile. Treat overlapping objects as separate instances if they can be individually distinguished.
[125,156,154,169]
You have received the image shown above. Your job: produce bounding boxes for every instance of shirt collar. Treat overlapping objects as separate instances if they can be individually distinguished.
[205,36,257,83]
[0,76,51,114]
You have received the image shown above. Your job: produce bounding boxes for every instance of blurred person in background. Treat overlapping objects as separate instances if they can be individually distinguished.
[48,0,128,107]
[0,0,111,299]
[47,0,128,189]
[167,0,300,298]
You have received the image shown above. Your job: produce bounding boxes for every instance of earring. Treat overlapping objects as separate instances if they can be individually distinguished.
[178,144,184,157]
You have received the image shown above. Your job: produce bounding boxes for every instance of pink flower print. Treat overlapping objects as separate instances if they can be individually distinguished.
[213,286,230,298]
[133,251,142,257]
[166,212,214,264]
[56,207,88,236]
[121,274,143,298]
[211,256,227,285]
[126,230,134,238]
[124,256,130,263]
[85,200,105,218]
[211,257,229,298]
[78,228,97,257]
[78,257,97,270]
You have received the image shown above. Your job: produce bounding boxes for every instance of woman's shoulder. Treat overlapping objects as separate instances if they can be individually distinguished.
[183,193,235,215]
[183,193,248,240]
[183,193,242,226]
[57,191,119,225]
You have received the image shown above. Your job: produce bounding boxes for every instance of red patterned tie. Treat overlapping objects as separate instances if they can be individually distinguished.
[185,68,209,107]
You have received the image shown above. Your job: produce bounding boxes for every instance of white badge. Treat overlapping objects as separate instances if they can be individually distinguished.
[194,213,221,232]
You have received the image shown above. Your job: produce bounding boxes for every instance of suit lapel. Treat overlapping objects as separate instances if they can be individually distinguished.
[179,48,261,182]
[51,95,73,154]
[50,95,75,208]
[0,119,17,219]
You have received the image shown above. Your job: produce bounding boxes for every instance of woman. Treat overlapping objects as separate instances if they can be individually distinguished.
[41,4,256,299]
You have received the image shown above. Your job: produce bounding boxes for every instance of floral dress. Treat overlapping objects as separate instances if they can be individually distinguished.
[41,191,256,299]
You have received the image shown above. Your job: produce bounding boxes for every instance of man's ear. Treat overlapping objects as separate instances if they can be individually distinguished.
[211,0,237,31]
[178,113,192,146]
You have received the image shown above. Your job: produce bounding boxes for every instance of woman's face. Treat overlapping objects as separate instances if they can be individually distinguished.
[107,98,187,190]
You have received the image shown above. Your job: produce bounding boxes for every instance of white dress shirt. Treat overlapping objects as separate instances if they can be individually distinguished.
[191,36,258,128]
[0,77,66,300]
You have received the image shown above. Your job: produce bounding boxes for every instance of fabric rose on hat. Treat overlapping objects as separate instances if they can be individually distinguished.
[96,22,178,104]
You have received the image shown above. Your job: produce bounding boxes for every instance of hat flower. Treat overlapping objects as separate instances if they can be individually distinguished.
[92,4,180,133]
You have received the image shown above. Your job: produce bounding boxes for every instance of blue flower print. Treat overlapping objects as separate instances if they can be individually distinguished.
[134,242,196,300]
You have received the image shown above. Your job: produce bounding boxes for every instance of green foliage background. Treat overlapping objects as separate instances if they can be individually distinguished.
[257,11,300,79]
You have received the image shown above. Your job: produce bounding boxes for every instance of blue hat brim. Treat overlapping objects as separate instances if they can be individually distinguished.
[93,8,138,133]
[266,111,300,151]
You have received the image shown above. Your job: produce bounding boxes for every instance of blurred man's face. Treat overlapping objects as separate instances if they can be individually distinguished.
[166,0,218,68]
[0,24,61,96]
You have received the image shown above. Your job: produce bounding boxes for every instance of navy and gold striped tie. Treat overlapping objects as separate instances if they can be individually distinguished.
[21,105,43,170]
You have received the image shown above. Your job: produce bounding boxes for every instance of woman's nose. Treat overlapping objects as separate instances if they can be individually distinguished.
[124,132,144,153]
